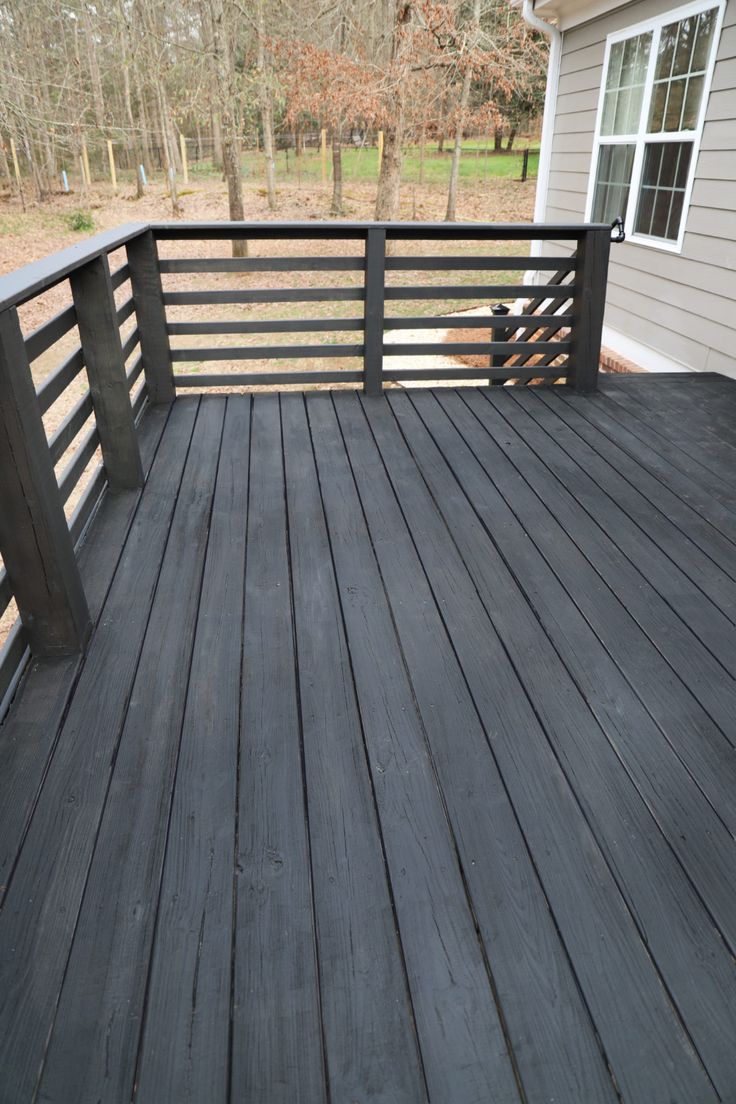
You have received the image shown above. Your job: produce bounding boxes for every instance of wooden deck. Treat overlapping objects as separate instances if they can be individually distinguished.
[2,376,736,1103]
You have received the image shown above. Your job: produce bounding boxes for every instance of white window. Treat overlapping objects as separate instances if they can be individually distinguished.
[585,0,725,252]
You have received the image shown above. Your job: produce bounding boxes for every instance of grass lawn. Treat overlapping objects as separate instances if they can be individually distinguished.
[186,142,539,189]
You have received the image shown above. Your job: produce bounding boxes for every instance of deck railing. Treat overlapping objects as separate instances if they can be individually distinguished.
[0,219,613,697]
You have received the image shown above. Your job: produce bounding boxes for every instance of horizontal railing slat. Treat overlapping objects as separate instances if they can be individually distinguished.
[109,263,131,290]
[173,371,364,387]
[383,341,570,357]
[150,220,601,241]
[0,568,12,616]
[383,314,572,330]
[167,318,364,335]
[163,288,364,305]
[58,424,100,504]
[48,391,94,464]
[36,347,85,415]
[68,465,107,546]
[24,305,77,362]
[121,328,140,361]
[127,353,144,389]
[131,382,148,421]
[384,284,575,300]
[170,344,363,361]
[384,257,576,271]
[386,364,569,381]
[0,621,28,720]
[159,257,365,273]
[116,297,135,325]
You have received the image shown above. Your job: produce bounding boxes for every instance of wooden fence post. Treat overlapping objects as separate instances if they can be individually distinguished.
[569,228,610,393]
[70,255,144,490]
[0,307,91,656]
[107,139,117,191]
[125,229,176,403]
[179,133,189,184]
[81,140,92,187]
[364,227,386,397]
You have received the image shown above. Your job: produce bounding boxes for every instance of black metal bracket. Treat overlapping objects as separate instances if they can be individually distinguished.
[611,216,626,243]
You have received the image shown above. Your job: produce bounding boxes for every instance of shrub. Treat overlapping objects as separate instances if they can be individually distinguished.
[66,210,94,232]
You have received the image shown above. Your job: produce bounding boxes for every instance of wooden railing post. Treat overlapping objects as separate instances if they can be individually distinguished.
[364,227,386,397]
[568,228,610,393]
[125,229,175,403]
[0,307,91,656]
[70,255,144,490]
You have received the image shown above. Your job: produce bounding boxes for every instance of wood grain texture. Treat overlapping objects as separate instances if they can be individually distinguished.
[135,397,250,1104]
[0,307,90,656]
[2,380,736,1104]
[230,395,326,1104]
[281,394,427,1104]
[309,394,520,1103]
[0,399,197,1104]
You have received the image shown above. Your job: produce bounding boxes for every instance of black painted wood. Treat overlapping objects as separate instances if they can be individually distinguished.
[230,396,325,1103]
[126,229,175,403]
[404,388,736,1097]
[24,304,77,362]
[159,255,364,272]
[384,313,572,329]
[135,398,250,1104]
[568,229,609,391]
[167,317,364,335]
[174,370,364,388]
[70,255,143,491]
[0,404,170,911]
[354,392,714,1104]
[281,394,427,1102]
[37,399,224,1103]
[170,343,363,361]
[0,400,197,1104]
[36,347,84,414]
[363,227,385,397]
[309,394,521,1103]
[0,307,90,657]
[3,381,736,1104]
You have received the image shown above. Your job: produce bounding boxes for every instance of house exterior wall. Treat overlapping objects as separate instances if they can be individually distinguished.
[542,0,736,375]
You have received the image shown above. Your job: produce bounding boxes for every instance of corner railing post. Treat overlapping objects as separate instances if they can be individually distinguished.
[0,307,91,656]
[490,302,511,386]
[568,227,610,393]
[364,227,386,397]
[125,228,175,403]
[70,254,144,490]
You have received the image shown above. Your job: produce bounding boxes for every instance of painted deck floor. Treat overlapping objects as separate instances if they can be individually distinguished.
[2,377,736,1104]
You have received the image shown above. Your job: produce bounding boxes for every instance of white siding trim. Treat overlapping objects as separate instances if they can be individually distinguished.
[602,323,694,370]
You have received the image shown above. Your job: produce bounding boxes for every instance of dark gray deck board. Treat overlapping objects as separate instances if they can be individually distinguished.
[231,395,325,1104]
[396,388,736,1098]
[37,398,226,1102]
[1,380,736,1104]
[309,394,521,1103]
[281,395,427,1103]
[135,397,250,1104]
[360,392,715,1104]
[0,402,170,906]
[0,399,198,1104]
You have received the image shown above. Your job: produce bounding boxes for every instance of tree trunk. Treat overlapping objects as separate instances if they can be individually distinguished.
[330,127,343,216]
[257,0,277,212]
[506,127,517,151]
[418,122,426,185]
[209,0,246,255]
[494,126,503,151]
[374,0,413,222]
[211,112,223,169]
[445,0,479,222]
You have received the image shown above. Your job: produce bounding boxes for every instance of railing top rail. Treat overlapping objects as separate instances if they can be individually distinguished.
[150,220,611,241]
[0,219,612,313]
[0,222,148,313]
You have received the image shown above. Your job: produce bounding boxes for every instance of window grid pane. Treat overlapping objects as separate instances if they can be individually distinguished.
[634,142,693,240]
[592,144,636,223]
[601,32,652,135]
[648,9,717,132]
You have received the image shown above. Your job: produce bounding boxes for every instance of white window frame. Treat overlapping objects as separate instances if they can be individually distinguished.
[584,0,726,254]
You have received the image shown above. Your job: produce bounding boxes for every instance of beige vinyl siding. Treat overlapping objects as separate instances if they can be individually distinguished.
[542,0,736,375]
